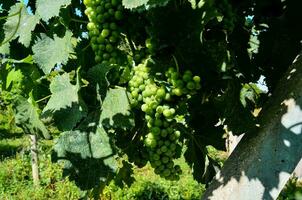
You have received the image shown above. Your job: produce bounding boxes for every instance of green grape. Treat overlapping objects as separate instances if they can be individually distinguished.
[145,38,152,49]
[172,87,183,96]
[182,74,191,82]
[111,0,119,6]
[162,156,169,164]
[84,0,124,65]
[101,29,110,38]
[114,11,123,20]
[151,127,161,135]
[174,130,181,138]
[193,75,201,83]
[141,104,148,112]
[160,145,168,153]
[161,129,168,137]
[154,118,162,127]
[153,154,160,161]
[163,109,173,118]
[186,81,195,90]
[156,87,166,99]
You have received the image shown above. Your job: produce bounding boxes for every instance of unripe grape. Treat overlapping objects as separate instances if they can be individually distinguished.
[163,109,172,118]
[161,129,168,137]
[162,156,169,164]
[141,104,148,112]
[161,145,168,153]
[186,81,195,90]
[151,127,161,135]
[172,88,182,96]
[101,29,110,38]
[154,119,162,127]
[114,11,123,20]
[183,74,192,82]
[153,154,160,161]
[193,75,201,83]
[156,87,166,99]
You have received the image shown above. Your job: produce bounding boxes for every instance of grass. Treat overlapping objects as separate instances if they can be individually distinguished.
[0,135,300,200]
[102,157,205,200]
[0,135,204,200]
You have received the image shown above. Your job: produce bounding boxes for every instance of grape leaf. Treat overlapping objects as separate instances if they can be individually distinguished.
[0,42,10,55]
[114,160,135,188]
[240,83,262,108]
[3,3,39,47]
[13,95,51,139]
[6,67,24,89]
[87,63,115,98]
[184,136,219,183]
[188,96,226,150]
[219,81,257,135]
[146,0,170,9]
[122,0,170,9]
[42,73,86,131]
[100,88,134,130]
[36,0,72,22]
[32,31,75,74]
[122,0,149,9]
[52,126,117,190]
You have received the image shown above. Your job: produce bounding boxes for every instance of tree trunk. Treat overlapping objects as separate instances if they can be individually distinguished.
[30,134,40,186]
[202,54,302,200]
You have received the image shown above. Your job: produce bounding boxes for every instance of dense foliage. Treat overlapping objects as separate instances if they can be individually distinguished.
[1,0,302,197]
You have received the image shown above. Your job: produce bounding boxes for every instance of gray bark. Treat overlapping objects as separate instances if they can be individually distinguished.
[30,134,40,186]
[202,54,302,200]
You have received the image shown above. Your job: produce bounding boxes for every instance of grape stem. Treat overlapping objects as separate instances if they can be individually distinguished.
[70,18,89,24]
[36,95,51,103]
[172,55,180,73]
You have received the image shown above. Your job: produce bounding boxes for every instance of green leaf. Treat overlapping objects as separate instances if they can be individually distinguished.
[122,0,149,9]
[240,83,262,108]
[147,0,170,8]
[188,0,206,9]
[3,3,39,47]
[6,67,23,89]
[220,82,256,135]
[88,64,113,84]
[32,31,75,74]
[122,0,170,10]
[114,160,135,188]
[87,63,115,98]
[13,96,51,139]
[188,97,226,150]
[184,137,219,183]
[36,0,72,22]
[100,88,134,130]
[0,42,10,55]
[42,73,86,131]
[184,136,206,182]
[52,127,117,190]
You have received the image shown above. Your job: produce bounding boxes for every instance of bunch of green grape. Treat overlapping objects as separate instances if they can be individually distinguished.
[83,0,124,64]
[128,61,201,180]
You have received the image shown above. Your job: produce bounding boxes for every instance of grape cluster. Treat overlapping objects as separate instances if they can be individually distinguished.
[128,62,201,180]
[83,0,124,64]
[165,67,201,97]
